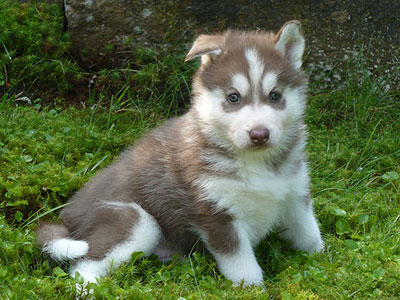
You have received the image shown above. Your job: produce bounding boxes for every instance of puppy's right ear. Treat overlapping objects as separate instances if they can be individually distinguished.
[185,34,224,65]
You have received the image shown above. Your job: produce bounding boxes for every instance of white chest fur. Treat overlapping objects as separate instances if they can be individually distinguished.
[198,151,308,245]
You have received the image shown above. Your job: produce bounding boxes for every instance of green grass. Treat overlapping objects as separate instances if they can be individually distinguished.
[1,1,400,298]
[0,0,77,96]
[1,53,399,299]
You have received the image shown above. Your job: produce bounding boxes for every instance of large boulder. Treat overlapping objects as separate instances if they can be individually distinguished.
[63,0,400,68]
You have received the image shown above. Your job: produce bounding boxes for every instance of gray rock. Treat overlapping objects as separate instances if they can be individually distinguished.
[62,0,400,68]
[64,0,193,68]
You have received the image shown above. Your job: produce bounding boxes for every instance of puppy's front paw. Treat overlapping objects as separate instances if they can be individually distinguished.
[311,237,324,253]
[221,261,264,287]
[294,235,324,254]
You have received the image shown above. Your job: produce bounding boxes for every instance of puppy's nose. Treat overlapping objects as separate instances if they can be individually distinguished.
[249,127,270,145]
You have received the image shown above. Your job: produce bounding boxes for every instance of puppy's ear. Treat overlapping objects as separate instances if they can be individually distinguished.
[185,34,224,65]
[275,21,305,69]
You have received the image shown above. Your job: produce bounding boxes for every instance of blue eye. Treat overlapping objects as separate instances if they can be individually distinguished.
[227,93,240,103]
[269,91,282,101]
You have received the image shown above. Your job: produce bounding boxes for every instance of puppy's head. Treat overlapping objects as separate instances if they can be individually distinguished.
[186,21,308,154]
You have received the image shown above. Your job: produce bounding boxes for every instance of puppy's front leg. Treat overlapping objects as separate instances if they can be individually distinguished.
[279,194,324,253]
[197,220,263,286]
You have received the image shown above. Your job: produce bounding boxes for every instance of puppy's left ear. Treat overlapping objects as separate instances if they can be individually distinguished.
[185,34,224,65]
[275,21,305,69]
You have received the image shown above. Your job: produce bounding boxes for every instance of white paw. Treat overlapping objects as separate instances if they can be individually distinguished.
[231,271,264,287]
[220,261,264,287]
[293,235,324,253]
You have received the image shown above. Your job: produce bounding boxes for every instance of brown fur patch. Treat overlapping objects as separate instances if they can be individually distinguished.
[56,111,240,258]
[83,206,139,260]
[190,200,239,254]
[37,221,69,247]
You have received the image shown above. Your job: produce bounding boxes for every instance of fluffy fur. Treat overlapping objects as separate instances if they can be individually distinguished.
[37,20,323,286]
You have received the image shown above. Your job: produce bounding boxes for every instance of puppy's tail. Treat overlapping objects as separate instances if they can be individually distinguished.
[37,221,89,261]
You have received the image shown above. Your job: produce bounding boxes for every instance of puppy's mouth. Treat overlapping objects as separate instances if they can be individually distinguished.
[246,142,271,150]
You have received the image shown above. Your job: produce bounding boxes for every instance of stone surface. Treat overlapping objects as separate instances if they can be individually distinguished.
[62,0,400,68]
[331,10,350,24]
[64,0,191,68]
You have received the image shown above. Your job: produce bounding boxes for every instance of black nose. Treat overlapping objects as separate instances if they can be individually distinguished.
[249,127,270,145]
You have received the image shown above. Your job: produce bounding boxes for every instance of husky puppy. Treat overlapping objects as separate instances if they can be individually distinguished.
[37,20,323,286]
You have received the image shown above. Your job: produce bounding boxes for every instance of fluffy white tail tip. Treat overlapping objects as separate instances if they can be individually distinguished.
[43,238,89,261]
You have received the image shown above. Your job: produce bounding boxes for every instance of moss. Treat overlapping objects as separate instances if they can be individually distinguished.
[0,1,78,97]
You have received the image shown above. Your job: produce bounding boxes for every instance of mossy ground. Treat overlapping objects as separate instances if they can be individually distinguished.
[1,1,399,299]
